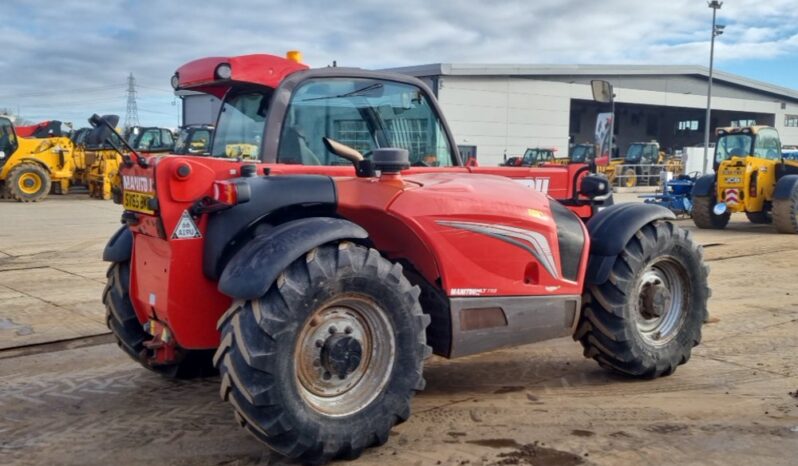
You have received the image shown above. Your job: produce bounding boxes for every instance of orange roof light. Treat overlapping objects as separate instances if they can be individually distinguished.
[286,50,303,63]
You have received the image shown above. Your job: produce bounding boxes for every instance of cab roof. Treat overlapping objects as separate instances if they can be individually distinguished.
[174,54,309,98]
[716,125,774,135]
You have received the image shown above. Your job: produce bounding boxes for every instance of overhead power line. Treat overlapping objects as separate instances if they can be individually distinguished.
[0,84,126,100]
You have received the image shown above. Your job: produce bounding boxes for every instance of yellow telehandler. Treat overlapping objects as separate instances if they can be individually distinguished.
[692,125,798,233]
[0,116,76,201]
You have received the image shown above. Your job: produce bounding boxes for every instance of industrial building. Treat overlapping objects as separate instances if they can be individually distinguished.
[180,64,798,167]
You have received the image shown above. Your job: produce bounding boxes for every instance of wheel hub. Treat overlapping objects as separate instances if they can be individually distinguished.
[640,280,671,319]
[321,333,363,379]
[635,259,688,345]
[294,296,396,417]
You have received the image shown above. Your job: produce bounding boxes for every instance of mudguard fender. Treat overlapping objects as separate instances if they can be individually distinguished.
[585,203,675,285]
[218,217,368,300]
[691,174,716,198]
[774,175,798,200]
[103,226,132,263]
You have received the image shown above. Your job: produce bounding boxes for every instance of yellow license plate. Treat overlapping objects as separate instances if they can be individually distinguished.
[123,191,155,214]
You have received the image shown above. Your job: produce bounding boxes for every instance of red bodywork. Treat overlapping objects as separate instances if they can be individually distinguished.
[124,157,589,351]
[15,121,55,138]
[119,52,603,357]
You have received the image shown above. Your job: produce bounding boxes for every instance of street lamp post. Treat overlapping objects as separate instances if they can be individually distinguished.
[702,1,724,174]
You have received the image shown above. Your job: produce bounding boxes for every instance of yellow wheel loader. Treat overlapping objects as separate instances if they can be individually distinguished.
[692,125,798,233]
[0,116,76,202]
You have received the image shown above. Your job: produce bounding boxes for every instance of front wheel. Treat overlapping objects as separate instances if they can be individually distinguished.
[575,221,709,378]
[692,196,730,229]
[214,242,430,463]
[6,163,51,202]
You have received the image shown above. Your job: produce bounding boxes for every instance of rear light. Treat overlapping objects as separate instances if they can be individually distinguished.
[212,180,238,205]
[212,180,251,206]
[215,63,232,80]
[170,73,179,90]
[749,170,758,197]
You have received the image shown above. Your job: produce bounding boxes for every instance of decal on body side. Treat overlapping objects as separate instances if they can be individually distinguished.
[437,220,559,279]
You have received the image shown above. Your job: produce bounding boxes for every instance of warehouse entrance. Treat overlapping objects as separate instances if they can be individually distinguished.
[568,99,775,157]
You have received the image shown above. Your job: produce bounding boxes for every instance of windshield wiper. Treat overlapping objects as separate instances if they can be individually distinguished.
[302,83,384,102]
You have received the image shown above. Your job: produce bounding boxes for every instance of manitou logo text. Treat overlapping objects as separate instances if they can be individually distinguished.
[514,178,550,193]
[122,175,153,193]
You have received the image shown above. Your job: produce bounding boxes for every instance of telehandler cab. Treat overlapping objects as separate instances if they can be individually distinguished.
[692,125,798,233]
[100,52,709,463]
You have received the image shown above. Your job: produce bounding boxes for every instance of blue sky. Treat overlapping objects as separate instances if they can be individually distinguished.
[1,0,796,128]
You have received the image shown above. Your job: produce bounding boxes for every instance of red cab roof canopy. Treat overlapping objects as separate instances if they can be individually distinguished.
[174,54,309,98]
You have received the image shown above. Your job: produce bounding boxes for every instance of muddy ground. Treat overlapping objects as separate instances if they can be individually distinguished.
[1,194,797,465]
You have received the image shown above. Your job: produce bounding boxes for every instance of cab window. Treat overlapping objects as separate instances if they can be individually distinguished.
[277,78,454,166]
[212,91,271,159]
[715,134,753,162]
[0,118,18,157]
[753,128,781,160]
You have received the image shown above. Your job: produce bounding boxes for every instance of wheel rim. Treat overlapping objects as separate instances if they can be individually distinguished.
[295,295,395,417]
[624,170,636,187]
[18,172,42,194]
[635,257,689,346]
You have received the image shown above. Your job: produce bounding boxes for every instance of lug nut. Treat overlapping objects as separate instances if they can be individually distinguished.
[344,326,353,334]
[315,339,324,348]
[328,326,337,334]
[323,371,332,380]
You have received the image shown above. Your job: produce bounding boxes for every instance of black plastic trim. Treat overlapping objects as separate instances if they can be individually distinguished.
[549,200,585,281]
[203,175,337,280]
[218,217,368,299]
[584,203,675,285]
[103,226,132,263]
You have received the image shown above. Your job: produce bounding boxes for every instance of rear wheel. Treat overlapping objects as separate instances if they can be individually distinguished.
[745,210,772,224]
[104,262,216,378]
[6,163,51,202]
[692,196,730,229]
[575,221,708,378]
[773,183,798,234]
[214,242,430,463]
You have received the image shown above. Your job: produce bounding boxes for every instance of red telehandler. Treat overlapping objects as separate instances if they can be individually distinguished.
[97,52,709,463]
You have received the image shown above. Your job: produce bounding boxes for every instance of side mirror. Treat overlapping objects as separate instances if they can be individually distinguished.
[322,137,374,177]
[323,137,363,163]
[579,174,611,199]
[591,80,614,104]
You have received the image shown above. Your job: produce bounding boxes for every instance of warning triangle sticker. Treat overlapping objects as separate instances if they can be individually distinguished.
[171,210,202,240]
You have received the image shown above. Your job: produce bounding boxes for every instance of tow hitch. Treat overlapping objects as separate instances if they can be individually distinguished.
[141,319,179,365]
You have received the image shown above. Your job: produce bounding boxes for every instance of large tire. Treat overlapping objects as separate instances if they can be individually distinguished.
[214,242,430,463]
[575,221,708,378]
[103,262,216,378]
[6,163,51,202]
[692,195,730,229]
[622,168,637,187]
[745,210,772,224]
[773,184,798,234]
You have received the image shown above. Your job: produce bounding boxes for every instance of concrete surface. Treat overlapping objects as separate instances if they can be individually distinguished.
[1,194,797,466]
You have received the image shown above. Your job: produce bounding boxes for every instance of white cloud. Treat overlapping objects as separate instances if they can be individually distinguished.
[2,0,797,126]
